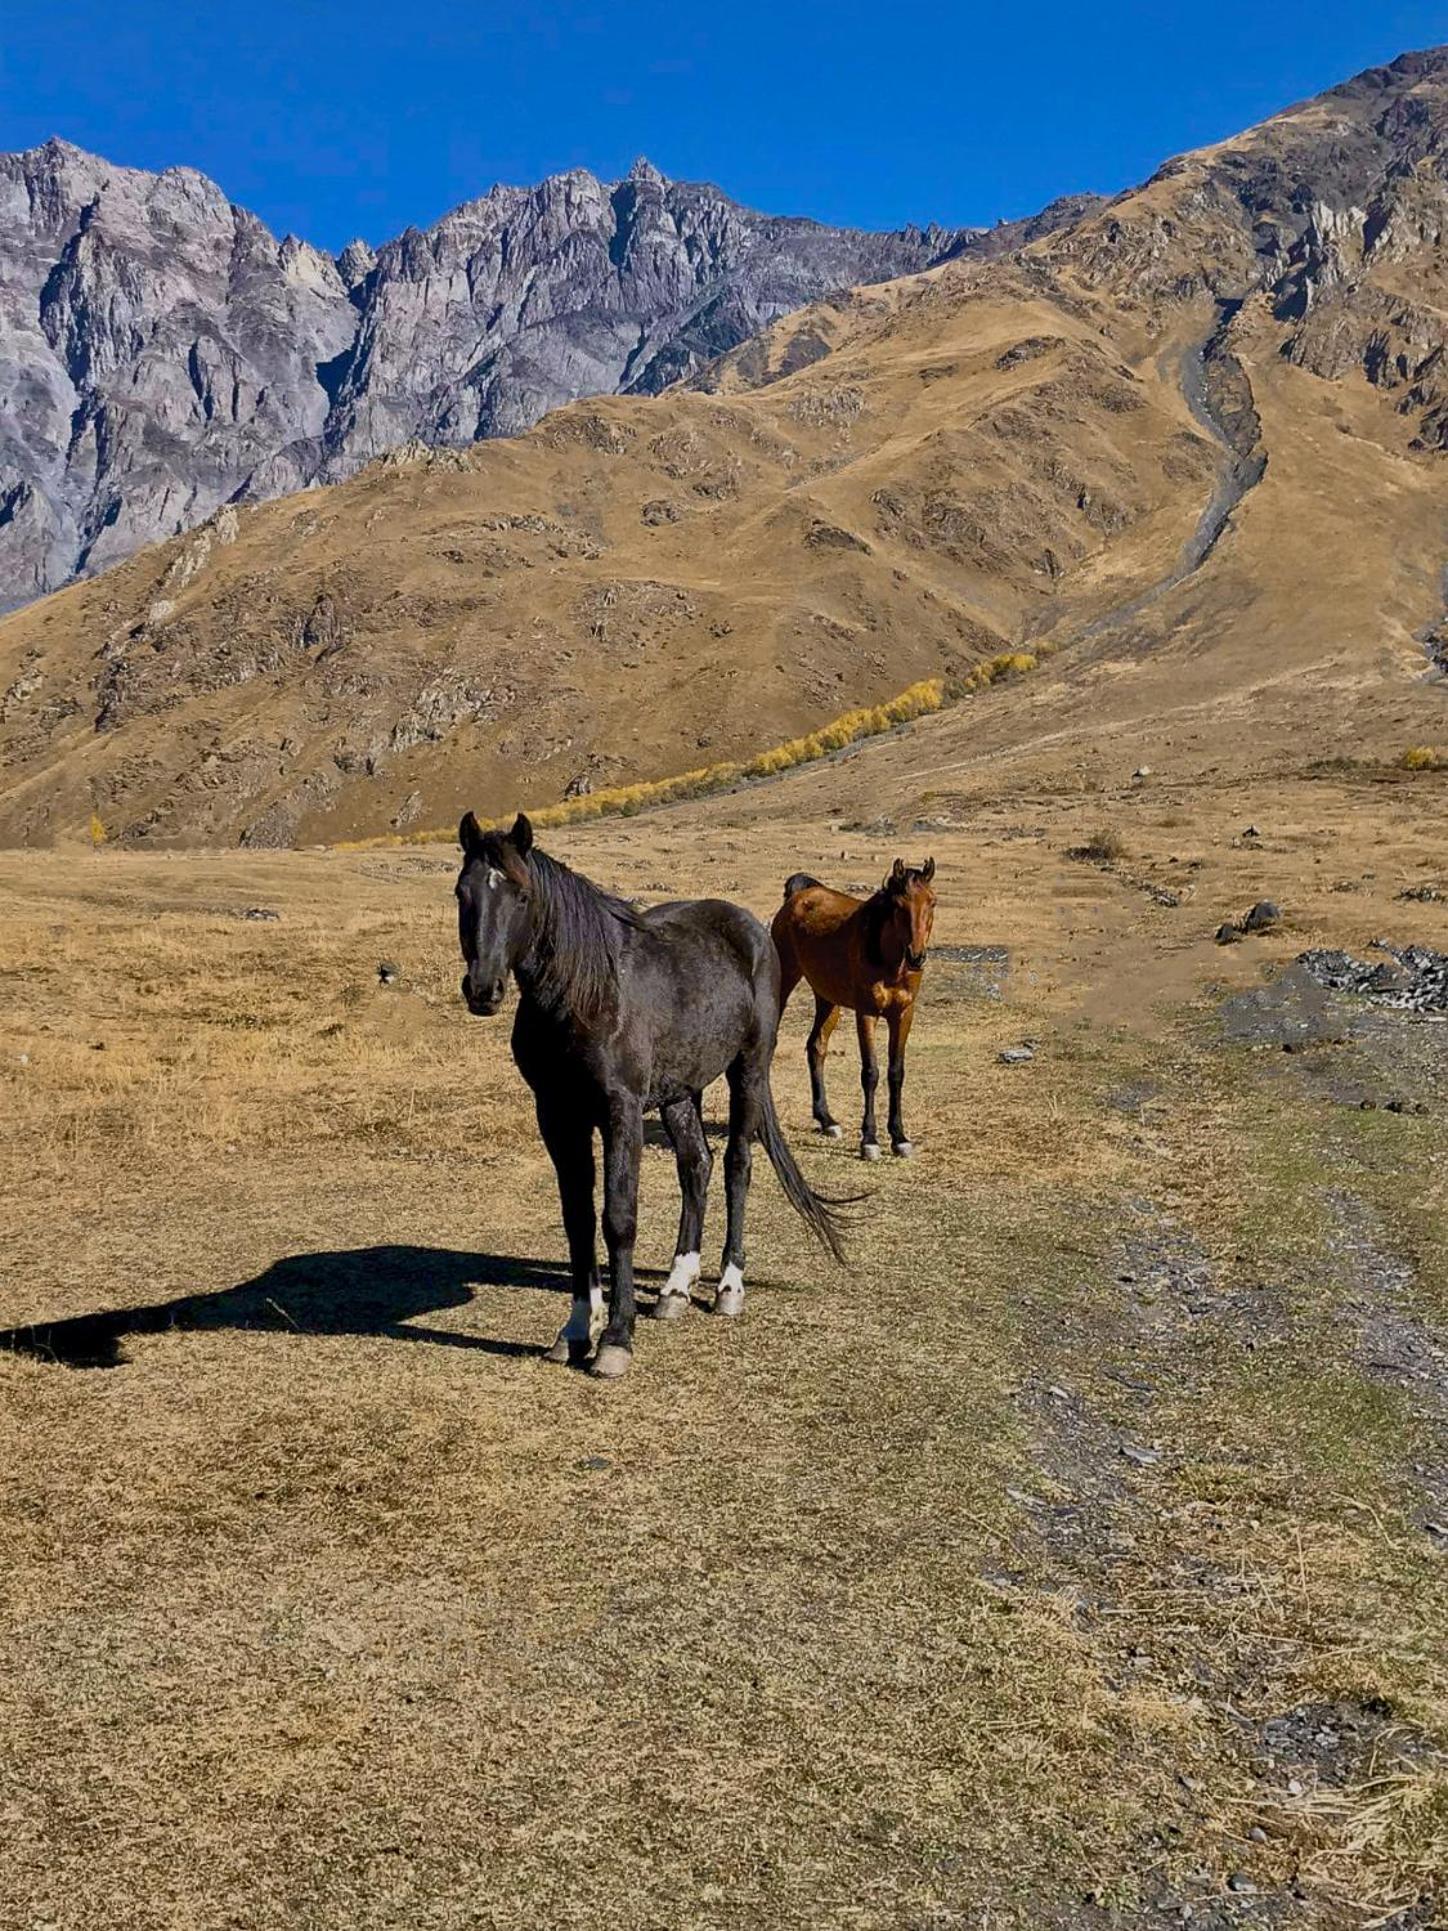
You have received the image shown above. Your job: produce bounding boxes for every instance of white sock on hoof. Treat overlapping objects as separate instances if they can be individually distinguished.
[661,1251,700,1298]
[560,1286,605,1341]
[715,1262,745,1315]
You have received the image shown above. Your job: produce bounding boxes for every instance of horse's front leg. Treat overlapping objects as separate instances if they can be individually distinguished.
[536,1098,602,1365]
[593,1094,644,1379]
[886,1003,916,1157]
[857,1010,882,1161]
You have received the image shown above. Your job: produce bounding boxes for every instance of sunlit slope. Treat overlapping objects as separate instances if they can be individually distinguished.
[3,47,1448,846]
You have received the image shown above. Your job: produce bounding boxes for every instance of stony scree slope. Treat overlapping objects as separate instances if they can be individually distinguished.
[0,142,1093,607]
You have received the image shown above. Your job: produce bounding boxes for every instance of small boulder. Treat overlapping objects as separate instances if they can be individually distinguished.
[1242,900,1281,933]
[998,1044,1035,1065]
[377,961,400,985]
[1215,922,1244,945]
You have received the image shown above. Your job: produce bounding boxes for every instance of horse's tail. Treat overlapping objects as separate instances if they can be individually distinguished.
[758,1080,850,1264]
[782,872,821,901]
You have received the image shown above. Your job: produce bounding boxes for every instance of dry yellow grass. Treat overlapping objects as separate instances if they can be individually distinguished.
[337,677,954,847]
[2,732,1445,1928]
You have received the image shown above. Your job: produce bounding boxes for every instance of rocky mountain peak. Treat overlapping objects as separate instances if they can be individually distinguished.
[2,137,1083,607]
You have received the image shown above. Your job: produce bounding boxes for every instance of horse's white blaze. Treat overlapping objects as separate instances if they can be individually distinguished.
[662,1251,700,1298]
[484,865,506,889]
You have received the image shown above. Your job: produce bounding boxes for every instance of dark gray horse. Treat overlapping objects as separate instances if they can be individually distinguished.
[457,812,845,1378]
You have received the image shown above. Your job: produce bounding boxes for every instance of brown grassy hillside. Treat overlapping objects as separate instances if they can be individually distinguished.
[2,49,1447,850]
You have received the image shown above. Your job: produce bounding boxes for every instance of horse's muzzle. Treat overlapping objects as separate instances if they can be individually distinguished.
[462,975,505,1016]
[905,947,928,971]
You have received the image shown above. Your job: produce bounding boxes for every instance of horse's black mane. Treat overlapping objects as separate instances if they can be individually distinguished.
[862,889,894,967]
[515,843,643,1022]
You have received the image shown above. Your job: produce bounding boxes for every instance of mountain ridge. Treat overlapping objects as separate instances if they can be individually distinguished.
[0,137,1095,608]
[1,48,1445,849]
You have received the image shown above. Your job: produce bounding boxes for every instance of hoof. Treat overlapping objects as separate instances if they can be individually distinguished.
[589,1343,633,1380]
[892,1140,915,1159]
[860,1141,883,1162]
[818,1122,842,1140]
[543,1333,595,1366]
[651,1290,691,1322]
[714,1284,746,1318]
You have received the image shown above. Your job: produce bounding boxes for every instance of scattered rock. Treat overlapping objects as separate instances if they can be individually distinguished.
[998,1044,1036,1065]
[1215,922,1244,945]
[1298,943,1448,1013]
[238,906,280,922]
[1120,1443,1161,1466]
[805,520,872,553]
[377,961,400,985]
[1242,899,1281,932]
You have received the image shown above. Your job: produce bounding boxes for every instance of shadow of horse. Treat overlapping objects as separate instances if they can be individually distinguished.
[0,1245,634,1370]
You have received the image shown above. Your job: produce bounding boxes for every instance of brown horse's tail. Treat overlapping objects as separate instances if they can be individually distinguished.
[782,872,821,901]
[758,1080,850,1264]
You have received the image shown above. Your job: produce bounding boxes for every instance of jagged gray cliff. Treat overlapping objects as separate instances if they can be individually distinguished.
[0,140,1096,609]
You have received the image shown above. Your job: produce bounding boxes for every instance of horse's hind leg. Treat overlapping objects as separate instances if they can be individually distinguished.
[806,995,842,1137]
[653,1092,710,1321]
[536,1098,603,1366]
[716,1052,764,1316]
[857,1010,883,1161]
[593,1094,644,1379]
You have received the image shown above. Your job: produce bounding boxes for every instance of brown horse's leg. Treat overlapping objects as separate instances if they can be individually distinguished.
[886,1002,916,1156]
[806,995,842,1137]
[856,1010,882,1161]
[652,1092,710,1319]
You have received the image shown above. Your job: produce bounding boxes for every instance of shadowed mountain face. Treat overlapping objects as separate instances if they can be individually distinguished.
[1,50,1446,850]
[0,142,1097,608]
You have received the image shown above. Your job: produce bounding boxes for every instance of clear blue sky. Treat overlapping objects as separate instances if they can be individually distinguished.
[4,3,1446,250]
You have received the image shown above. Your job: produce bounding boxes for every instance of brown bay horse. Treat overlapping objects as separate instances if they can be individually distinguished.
[772,859,937,1160]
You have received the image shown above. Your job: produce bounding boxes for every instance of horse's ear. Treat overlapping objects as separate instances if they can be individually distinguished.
[922,856,936,883]
[509,812,534,857]
[459,810,484,855]
[886,856,907,894]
